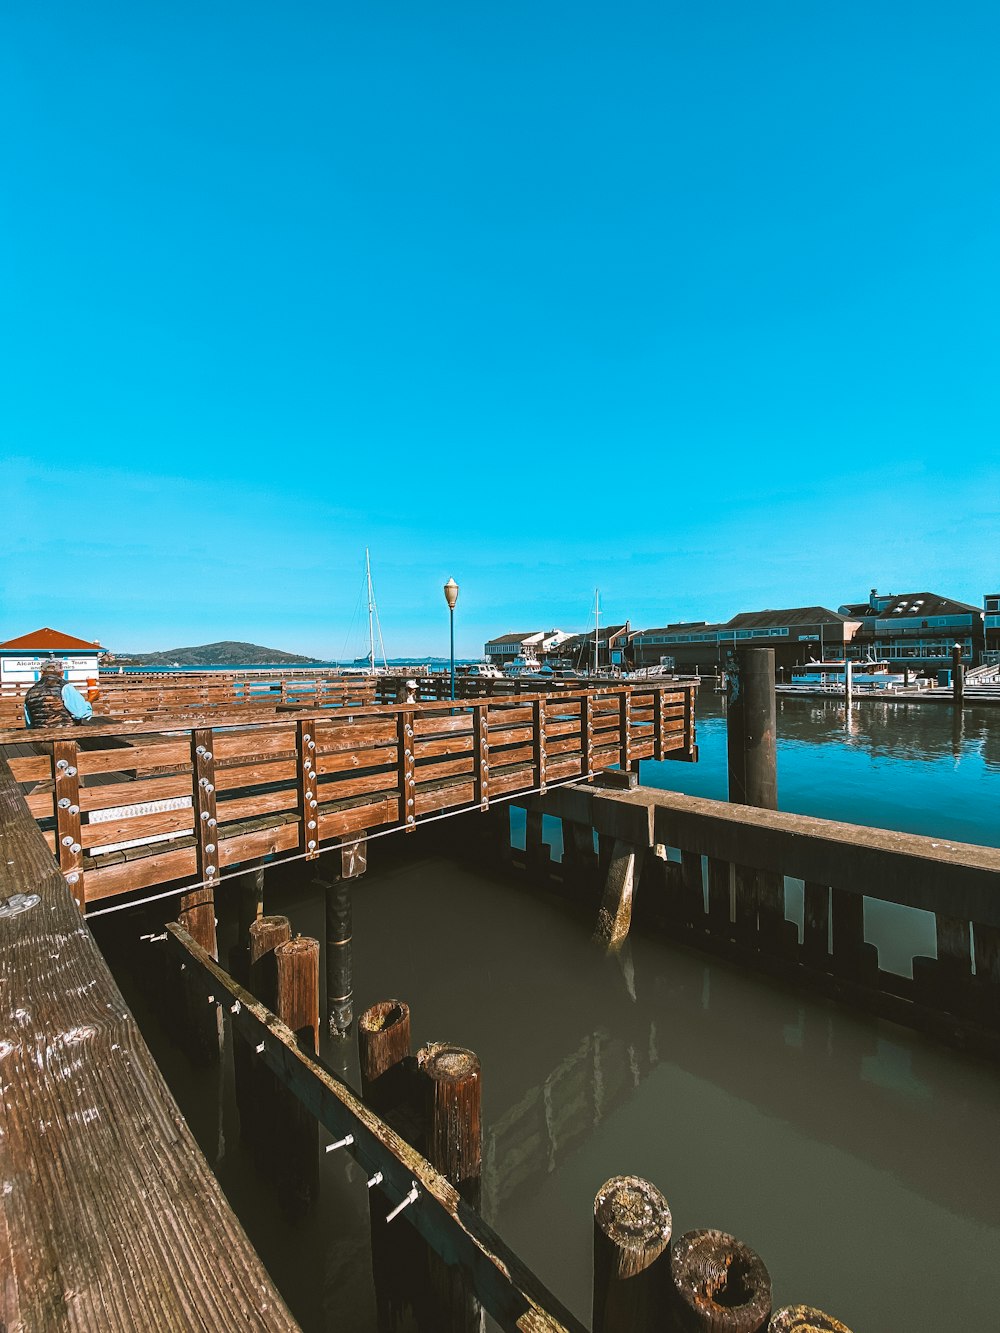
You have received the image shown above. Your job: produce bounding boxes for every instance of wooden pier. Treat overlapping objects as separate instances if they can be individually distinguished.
[0,751,299,1330]
[0,679,696,912]
[3,656,993,1330]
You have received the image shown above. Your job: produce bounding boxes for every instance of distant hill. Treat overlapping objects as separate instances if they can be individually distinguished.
[115,640,321,667]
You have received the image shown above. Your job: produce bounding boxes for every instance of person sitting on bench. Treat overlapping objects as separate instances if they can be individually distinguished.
[24,659,93,728]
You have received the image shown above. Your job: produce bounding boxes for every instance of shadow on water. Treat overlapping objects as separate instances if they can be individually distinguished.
[95,816,1000,1333]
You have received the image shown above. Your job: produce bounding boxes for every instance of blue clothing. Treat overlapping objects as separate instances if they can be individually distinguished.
[61,683,93,722]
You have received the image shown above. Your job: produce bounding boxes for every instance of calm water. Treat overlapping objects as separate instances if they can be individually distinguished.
[645,691,1000,848]
[97,693,1000,1332]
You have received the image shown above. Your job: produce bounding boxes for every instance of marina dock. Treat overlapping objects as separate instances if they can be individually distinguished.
[2,661,998,1329]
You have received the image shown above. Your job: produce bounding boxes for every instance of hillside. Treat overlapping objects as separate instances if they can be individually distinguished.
[115,640,321,667]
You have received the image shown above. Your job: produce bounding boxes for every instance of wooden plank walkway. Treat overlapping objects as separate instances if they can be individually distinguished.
[0,682,696,911]
[0,756,300,1331]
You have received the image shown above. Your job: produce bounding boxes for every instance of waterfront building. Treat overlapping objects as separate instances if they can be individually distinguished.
[632,608,859,675]
[553,622,632,671]
[0,626,104,686]
[984,593,1000,665]
[837,589,985,670]
[484,629,571,667]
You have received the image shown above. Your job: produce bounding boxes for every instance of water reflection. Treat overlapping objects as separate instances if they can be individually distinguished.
[96,808,1000,1332]
[642,693,1000,847]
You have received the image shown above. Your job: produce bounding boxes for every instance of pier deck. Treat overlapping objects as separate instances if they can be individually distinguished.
[0,754,299,1330]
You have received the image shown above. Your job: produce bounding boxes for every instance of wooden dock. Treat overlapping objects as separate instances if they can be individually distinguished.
[0,749,300,1330]
[0,680,697,912]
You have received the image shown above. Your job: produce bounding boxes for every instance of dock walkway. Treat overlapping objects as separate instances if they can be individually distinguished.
[0,756,300,1330]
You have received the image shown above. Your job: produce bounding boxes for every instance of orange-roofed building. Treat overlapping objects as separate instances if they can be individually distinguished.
[0,628,104,686]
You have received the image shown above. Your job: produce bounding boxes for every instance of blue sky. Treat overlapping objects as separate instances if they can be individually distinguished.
[3,2,998,658]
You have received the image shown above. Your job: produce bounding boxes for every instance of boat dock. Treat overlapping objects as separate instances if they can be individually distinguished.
[2,657,997,1329]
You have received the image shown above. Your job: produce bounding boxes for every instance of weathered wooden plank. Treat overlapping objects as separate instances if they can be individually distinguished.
[318,798,399,840]
[0,757,300,1331]
[316,744,398,774]
[6,754,51,782]
[414,734,475,761]
[78,773,192,812]
[413,713,474,737]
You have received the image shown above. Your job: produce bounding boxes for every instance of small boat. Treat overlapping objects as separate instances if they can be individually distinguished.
[459,662,505,680]
[504,653,544,677]
[783,659,906,693]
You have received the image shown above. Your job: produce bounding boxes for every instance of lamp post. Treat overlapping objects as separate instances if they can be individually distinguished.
[443,578,459,700]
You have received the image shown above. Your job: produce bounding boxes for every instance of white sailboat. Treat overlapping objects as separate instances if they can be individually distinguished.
[349,549,389,672]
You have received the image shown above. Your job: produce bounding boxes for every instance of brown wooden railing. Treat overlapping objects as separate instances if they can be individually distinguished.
[2,683,696,910]
[0,673,379,727]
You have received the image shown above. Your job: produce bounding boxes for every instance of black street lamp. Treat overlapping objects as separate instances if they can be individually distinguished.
[443,578,459,700]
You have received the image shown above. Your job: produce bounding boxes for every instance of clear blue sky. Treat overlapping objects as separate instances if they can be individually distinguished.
[3,2,998,658]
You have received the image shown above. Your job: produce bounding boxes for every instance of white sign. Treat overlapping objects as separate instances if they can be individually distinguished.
[798,635,819,642]
[1,654,100,684]
[88,795,193,854]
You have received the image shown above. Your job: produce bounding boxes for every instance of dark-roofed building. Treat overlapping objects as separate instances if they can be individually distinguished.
[555,623,633,672]
[837,590,985,670]
[632,608,860,673]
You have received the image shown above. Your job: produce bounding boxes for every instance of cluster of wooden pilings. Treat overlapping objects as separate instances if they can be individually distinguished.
[166,892,854,1332]
[593,1174,851,1332]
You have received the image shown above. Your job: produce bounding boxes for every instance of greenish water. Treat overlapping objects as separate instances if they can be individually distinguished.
[97,692,1000,1332]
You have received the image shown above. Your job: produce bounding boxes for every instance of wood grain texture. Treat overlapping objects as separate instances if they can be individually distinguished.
[0,754,298,1331]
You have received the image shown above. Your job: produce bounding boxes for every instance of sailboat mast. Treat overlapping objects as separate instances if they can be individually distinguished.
[594,588,600,673]
[366,548,376,671]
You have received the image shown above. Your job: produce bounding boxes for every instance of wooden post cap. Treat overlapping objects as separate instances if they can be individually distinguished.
[769,1307,853,1333]
[594,1175,672,1277]
[359,999,410,1036]
[248,914,291,965]
[417,1042,481,1083]
[670,1229,771,1332]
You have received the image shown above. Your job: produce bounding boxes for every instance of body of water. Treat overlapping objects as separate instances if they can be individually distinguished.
[96,691,1000,1331]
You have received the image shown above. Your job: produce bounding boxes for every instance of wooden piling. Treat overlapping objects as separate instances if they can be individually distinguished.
[417,1042,484,1332]
[768,1307,853,1333]
[177,883,221,1064]
[358,1000,431,1333]
[359,999,413,1113]
[594,840,643,947]
[592,1175,672,1333]
[669,1229,771,1332]
[726,648,778,947]
[417,1042,482,1205]
[235,858,265,946]
[274,936,321,1210]
[240,914,291,1148]
[952,643,964,706]
[726,648,777,811]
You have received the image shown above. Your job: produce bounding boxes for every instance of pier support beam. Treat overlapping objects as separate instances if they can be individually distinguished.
[594,840,644,948]
[726,649,785,948]
[320,838,365,1039]
[726,648,777,810]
